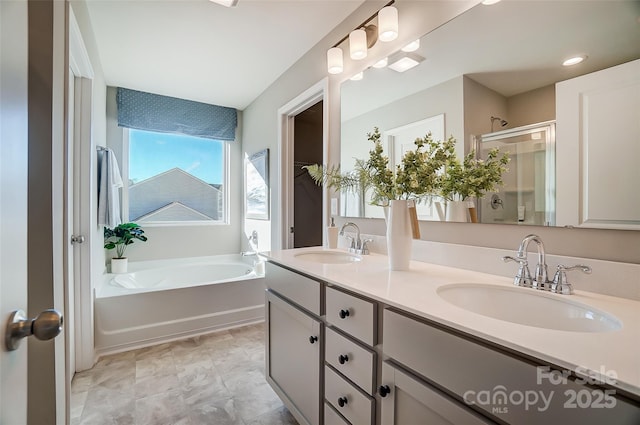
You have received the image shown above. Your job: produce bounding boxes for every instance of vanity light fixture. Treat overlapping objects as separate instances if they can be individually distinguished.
[327,47,344,74]
[350,72,364,81]
[325,0,396,74]
[209,0,238,7]
[388,53,424,73]
[349,29,368,60]
[401,39,420,52]
[373,57,388,68]
[562,55,587,66]
[378,6,399,42]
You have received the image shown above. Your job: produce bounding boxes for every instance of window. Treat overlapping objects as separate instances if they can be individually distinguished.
[127,129,228,224]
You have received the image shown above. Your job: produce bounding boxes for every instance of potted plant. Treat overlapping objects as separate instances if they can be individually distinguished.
[104,222,148,273]
[305,127,456,270]
[438,147,510,222]
[304,127,456,207]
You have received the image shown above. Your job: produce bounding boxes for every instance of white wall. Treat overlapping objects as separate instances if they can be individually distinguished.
[242,0,640,264]
[104,87,243,262]
[242,0,479,251]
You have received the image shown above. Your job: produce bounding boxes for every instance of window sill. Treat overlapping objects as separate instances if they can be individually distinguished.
[136,220,230,228]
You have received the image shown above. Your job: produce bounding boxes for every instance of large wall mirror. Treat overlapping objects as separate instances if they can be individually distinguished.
[340,0,640,229]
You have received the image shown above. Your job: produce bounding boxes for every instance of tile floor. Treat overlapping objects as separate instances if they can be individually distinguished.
[71,323,298,425]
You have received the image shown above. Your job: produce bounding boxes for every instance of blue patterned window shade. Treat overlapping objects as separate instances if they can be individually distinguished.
[116,87,237,141]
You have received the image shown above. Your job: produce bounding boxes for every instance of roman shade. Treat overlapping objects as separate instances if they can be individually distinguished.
[116,87,237,141]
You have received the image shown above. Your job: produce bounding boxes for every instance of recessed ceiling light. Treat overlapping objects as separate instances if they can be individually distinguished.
[388,54,423,73]
[350,72,364,81]
[401,39,420,53]
[482,0,501,5]
[373,57,388,68]
[563,55,587,66]
[209,0,238,7]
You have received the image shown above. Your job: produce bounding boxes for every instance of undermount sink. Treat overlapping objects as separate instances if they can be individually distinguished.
[437,284,622,333]
[294,250,361,265]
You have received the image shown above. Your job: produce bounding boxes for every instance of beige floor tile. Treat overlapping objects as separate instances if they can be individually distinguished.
[72,323,298,425]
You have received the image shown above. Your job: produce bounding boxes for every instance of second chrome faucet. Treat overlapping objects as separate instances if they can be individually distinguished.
[503,234,591,295]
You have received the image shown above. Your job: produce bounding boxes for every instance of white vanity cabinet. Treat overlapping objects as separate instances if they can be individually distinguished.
[265,260,640,425]
[265,263,323,425]
[382,308,640,425]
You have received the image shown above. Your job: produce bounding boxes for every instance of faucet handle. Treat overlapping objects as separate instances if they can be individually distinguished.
[551,264,592,295]
[357,238,373,255]
[502,255,533,287]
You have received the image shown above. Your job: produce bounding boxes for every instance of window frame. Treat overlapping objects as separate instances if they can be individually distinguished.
[122,128,231,227]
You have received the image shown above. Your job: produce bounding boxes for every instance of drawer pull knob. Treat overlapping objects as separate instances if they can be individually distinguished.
[337,396,348,407]
[339,309,350,319]
[338,354,349,364]
[308,335,318,344]
[379,385,391,397]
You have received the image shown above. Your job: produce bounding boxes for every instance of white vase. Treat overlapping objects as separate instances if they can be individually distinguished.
[111,257,128,274]
[386,200,412,271]
[445,200,470,222]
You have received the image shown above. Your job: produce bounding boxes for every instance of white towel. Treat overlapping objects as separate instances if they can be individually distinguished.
[97,148,123,228]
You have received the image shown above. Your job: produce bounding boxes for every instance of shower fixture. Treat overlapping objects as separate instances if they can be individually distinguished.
[491,116,508,132]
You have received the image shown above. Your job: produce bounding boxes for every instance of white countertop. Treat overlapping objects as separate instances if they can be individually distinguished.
[263,247,640,398]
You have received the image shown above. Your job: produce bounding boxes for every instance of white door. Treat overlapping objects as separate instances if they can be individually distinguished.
[0,1,30,422]
[1,1,67,423]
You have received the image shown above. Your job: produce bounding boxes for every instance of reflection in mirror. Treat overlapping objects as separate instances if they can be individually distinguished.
[340,0,640,228]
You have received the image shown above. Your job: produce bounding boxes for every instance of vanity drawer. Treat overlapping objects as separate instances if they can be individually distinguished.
[265,261,321,316]
[383,308,640,424]
[325,365,374,425]
[325,326,375,395]
[325,286,376,346]
[324,403,350,425]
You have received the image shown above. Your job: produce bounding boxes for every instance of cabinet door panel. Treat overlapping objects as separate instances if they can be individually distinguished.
[383,308,640,424]
[380,362,492,425]
[265,261,321,315]
[266,290,321,425]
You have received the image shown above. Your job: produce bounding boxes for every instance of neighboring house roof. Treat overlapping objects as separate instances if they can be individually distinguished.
[136,201,213,222]
[129,168,221,221]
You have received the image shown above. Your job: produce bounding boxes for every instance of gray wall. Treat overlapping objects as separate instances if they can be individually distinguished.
[242,0,640,264]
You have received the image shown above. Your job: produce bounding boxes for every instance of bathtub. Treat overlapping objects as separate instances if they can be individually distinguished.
[94,254,265,355]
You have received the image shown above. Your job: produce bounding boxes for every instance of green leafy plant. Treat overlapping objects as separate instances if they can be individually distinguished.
[439,147,510,201]
[304,127,456,207]
[104,222,148,258]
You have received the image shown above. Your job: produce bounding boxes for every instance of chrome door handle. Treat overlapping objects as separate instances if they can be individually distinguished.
[71,235,85,244]
[5,309,63,351]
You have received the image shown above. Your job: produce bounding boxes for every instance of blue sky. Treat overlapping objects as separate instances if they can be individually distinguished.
[129,129,224,184]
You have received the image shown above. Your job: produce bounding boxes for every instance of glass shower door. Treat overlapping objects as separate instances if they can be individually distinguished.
[478,121,555,226]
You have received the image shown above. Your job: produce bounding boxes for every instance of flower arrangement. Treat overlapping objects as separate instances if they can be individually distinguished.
[438,147,510,202]
[304,127,456,206]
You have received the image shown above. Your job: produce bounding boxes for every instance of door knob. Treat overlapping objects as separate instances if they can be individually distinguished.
[71,235,85,244]
[5,309,63,351]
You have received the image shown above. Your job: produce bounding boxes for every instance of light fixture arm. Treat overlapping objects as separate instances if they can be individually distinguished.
[330,0,395,49]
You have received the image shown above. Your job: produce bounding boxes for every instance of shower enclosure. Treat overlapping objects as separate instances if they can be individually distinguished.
[477,121,556,226]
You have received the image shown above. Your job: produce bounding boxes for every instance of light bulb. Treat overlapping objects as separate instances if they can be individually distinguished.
[401,39,420,53]
[349,29,367,60]
[327,47,343,74]
[378,6,398,42]
[373,57,388,68]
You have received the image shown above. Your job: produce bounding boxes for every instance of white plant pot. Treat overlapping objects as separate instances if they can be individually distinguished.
[111,257,128,274]
[386,200,412,271]
[445,201,470,222]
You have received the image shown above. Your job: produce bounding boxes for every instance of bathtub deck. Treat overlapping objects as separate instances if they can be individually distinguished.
[71,323,297,425]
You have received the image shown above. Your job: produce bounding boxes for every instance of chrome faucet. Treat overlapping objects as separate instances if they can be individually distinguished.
[518,234,548,289]
[339,222,371,254]
[503,234,592,295]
